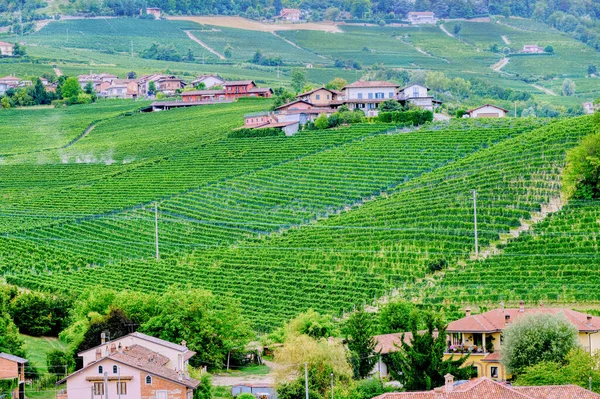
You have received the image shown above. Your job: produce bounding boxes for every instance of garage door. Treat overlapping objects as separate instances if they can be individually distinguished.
[476,113,500,118]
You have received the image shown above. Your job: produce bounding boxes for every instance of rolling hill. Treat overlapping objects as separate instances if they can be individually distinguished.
[1,97,597,329]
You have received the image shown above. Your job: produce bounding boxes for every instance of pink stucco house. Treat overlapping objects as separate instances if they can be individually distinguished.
[57,332,200,399]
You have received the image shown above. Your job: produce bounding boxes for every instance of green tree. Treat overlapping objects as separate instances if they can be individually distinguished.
[140,287,253,368]
[588,65,598,76]
[32,78,47,104]
[84,81,95,95]
[379,99,403,112]
[186,48,194,61]
[453,23,463,35]
[1,96,10,109]
[562,78,576,96]
[224,44,232,59]
[148,81,157,94]
[343,309,379,379]
[9,292,70,336]
[386,313,474,390]
[545,45,554,53]
[561,132,600,199]
[325,77,347,91]
[350,0,371,18]
[291,69,306,93]
[501,313,578,374]
[314,113,329,129]
[324,7,341,21]
[13,42,25,56]
[61,76,82,99]
[193,373,213,399]
[75,308,134,357]
[47,349,75,376]
[514,348,600,392]
[378,299,416,333]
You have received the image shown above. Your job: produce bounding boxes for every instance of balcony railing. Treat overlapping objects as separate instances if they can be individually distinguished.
[446,345,487,354]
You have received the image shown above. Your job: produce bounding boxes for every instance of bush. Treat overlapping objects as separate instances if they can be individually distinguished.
[236,394,255,399]
[561,132,600,199]
[9,292,70,336]
[427,258,448,273]
[47,349,75,376]
[228,128,283,138]
[378,109,433,125]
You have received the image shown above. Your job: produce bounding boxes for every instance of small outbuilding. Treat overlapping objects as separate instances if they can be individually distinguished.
[465,104,508,118]
[232,383,277,399]
[0,352,28,399]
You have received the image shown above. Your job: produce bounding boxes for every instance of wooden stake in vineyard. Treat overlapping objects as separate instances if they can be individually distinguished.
[472,189,478,259]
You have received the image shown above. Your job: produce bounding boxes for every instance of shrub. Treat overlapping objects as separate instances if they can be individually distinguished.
[561,132,600,199]
[228,128,283,138]
[47,349,75,376]
[378,109,433,125]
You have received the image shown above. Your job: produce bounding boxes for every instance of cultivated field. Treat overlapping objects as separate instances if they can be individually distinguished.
[168,16,343,33]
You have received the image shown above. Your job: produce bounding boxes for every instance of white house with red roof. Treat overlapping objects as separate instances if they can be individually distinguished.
[58,332,199,399]
[280,8,301,21]
[407,12,436,24]
[373,374,600,399]
[464,104,508,118]
[0,41,14,56]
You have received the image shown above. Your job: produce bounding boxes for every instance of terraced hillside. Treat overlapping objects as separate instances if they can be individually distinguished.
[412,200,600,305]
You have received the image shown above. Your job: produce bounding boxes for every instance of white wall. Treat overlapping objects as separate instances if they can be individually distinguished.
[67,360,142,399]
[470,105,506,118]
[344,87,397,100]
[400,84,429,99]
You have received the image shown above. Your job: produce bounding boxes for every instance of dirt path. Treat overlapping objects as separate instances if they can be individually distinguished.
[212,360,279,387]
[439,24,455,38]
[502,35,510,45]
[62,123,96,149]
[491,57,509,72]
[170,16,342,33]
[531,84,558,96]
[53,67,63,77]
[184,30,225,60]
[271,31,302,50]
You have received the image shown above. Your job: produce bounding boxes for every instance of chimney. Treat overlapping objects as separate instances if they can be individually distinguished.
[519,301,525,313]
[505,314,511,325]
[95,348,102,361]
[181,340,187,348]
[588,315,593,327]
[444,374,454,392]
[110,343,116,354]
[101,332,106,345]
[465,308,471,317]
[500,301,504,313]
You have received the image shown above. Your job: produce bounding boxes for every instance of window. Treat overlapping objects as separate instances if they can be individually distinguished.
[113,365,118,374]
[388,92,394,98]
[316,94,320,100]
[357,93,363,99]
[93,382,104,396]
[368,93,373,99]
[413,87,419,97]
[490,366,499,379]
[157,391,168,399]
[98,366,103,374]
[145,375,152,385]
[327,94,330,100]
[117,382,127,395]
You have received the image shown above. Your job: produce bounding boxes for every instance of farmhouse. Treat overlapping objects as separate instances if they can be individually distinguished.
[138,74,187,96]
[183,81,272,102]
[0,75,20,94]
[280,8,301,21]
[407,12,436,24]
[191,74,224,89]
[0,353,28,399]
[465,104,508,118]
[584,101,598,114]
[142,7,161,19]
[373,374,600,399]
[398,84,440,111]
[340,81,400,115]
[296,87,342,107]
[372,303,600,381]
[0,41,14,56]
[522,45,545,53]
[57,332,199,399]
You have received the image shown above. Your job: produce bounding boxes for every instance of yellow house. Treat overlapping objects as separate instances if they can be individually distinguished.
[296,87,341,107]
[443,302,600,380]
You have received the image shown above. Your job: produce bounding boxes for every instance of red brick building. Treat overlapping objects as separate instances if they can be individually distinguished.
[182,80,272,102]
[0,353,28,399]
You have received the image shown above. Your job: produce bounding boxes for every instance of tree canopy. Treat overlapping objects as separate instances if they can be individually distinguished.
[562,132,600,199]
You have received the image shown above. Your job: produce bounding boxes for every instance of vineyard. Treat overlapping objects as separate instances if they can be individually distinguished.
[4,103,596,329]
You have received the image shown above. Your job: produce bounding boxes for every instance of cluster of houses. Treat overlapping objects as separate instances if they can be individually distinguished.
[77,73,187,99]
[0,75,54,95]
[373,302,600,382]
[242,80,443,135]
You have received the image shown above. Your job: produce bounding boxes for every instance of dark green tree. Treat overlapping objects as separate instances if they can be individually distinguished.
[343,309,379,379]
[291,69,306,93]
[84,81,95,95]
[47,349,75,376]
[562,132,600,199]
[378,299,416,333]
[9,292,70,336]
[387,313,474,390]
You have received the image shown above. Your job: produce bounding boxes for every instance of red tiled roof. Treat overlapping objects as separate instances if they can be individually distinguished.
[224,80,255,86]
[373,377,599,399]
[183,90,226,96]
[344,81,400,89]
[297,86,340,97]
[447,307,600,333]
[275,99,313,110]
[481,352,502,362]
[373,330,439,354]
[0,41,13,46]
[513,385,600,399]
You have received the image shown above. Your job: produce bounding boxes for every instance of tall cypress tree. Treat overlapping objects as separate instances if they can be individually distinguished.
[387,312,474,390]
[344,309,379,379]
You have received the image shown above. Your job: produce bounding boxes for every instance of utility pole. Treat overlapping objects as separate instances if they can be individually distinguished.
[66,29,69,43]
[514,101,517,117]
[104,372,108,399]
[472,189,478,259]
[154,203,160,261]
[305,362,309,399]
[118,366,121,399]
[330,373,334,399]
[131,40,134,58]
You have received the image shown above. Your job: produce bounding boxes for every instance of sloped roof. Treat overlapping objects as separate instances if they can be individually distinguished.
[223,80,255,86]
[275,99,313,110]
[0,76,19,81]
[297,86,340,97]
[344,81,400,89]
[372,377,598,399]
[60,345,199,389]
[465,104,509,114]
[513,385,600,399]
[0,353,28,364]
[78,332,195,357]
[0,41,14,46]
[447,307,600,333]
[183,90,226,96]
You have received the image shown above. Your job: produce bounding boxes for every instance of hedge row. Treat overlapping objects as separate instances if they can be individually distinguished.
[378,109,434,125]
[228,127,283,138]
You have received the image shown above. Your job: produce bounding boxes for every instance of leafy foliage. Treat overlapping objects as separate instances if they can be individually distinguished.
[562,132,600,199]
[343,309,379,379]
[9,291,71,336]
[501,313,579,374]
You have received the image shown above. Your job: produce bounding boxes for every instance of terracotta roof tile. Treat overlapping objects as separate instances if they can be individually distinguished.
[343,81,400,89]
[513,385,600,399]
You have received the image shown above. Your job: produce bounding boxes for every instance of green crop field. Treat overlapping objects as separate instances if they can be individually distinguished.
[8,97,600,329]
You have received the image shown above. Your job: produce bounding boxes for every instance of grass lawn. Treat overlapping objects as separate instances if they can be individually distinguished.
[214,385,233,399]
[21,335,70,372]
[215,363,270,376]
